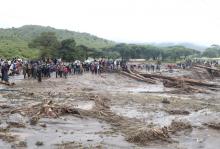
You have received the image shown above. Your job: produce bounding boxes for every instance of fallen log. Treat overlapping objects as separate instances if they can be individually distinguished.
[120,71,155,84]
[194,65,220,77]
[163,79,184,88]
[140,73,219,88]
[0,81,15,86]
[203,122,220,130]
[194,65,220,72]
[163,79,208,93]
[191,67,214,80]
[166,110,190,115]
[120,71,146,82]
[127,69,156,84]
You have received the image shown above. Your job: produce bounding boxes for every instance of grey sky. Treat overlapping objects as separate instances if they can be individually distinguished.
[0,0,220,45]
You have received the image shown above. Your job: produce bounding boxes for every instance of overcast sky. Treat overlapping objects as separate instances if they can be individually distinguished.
[0,0,220,45]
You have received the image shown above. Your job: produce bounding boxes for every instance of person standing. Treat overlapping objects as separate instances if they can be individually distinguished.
[23,63,28,79]
[63,66,68,79]
[2,62,9,82]
[27,63,32,78]
[55,64,59,78]
[37,65,42,82]
[32,63,37,79]
[1,63,4,82]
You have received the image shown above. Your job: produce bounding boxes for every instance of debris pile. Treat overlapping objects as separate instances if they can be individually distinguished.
[191,67,213,80]
[0,81,15,86]
[167,110,190,115]
[120,68,220,94]
[54,141,85,148]
[161,98,170,104]
[203,122,220,130]
[9,100,83,125]
[168,120,192,133]
[127,127,172,145]
[0,132,17,143]
[79,95,195,145]
[194,64,220,77]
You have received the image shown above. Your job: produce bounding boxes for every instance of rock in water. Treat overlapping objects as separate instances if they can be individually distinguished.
[0,122,9,131]
[7,113,26,127]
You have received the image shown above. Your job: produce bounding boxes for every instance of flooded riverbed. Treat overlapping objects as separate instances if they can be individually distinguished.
[0,73,219,148]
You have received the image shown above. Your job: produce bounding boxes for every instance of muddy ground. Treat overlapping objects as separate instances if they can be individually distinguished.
[0,69,220,149]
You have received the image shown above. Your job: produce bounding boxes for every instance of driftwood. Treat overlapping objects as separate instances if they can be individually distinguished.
[163,80,184,88]
[140,73,219,88]
[168,120,192,133]
[166,110,190,115]
[203,122,220,130]
[128,69,156,84]
[120,71,156,84]
[0,81,15,86]
[194,65,220,72]
[194,65,220,77]
[127,127,171,145]
[163,79,207,93]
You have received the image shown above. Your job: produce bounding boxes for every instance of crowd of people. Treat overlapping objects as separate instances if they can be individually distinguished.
[0,58,126,83]
[129,63,161,72]
[129,59,220,73]
[0,58,22,83]
[1,57,219,83]
[176,59,219,70]
[192,59,219,66]
[21,59,126,82]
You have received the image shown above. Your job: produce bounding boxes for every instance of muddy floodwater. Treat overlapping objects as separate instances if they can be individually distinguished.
[0,72,220,149]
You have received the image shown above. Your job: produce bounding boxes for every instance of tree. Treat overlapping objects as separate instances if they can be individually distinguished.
[29,32,60,58]
[111,44,130,60]
[142,45,161,60]
[75,45,91,61]
[102,50,120,59]
[203,45,220,58]
[161,46,199,61]
[59,38,76,61]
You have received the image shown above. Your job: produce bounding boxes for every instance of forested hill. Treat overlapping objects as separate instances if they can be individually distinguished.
[0,25,216,59]
[0,25,115,49]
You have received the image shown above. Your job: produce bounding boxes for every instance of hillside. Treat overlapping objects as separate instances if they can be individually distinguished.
[0,25,115,58]
[0,38,40,59]
[150,42,207,52]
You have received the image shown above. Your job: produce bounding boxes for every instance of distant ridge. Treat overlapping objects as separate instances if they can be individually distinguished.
[149,42,207,52]
[0,25,115,49]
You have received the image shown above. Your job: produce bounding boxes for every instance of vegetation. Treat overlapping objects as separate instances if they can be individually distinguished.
[0,25,114,59]
[102,44,200,61]
[0,25,218,61]
[0,38,39,59]
[202,45,220,58]
[29,32,60,58]
[29,32,102,61]
[0,25,114,48]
